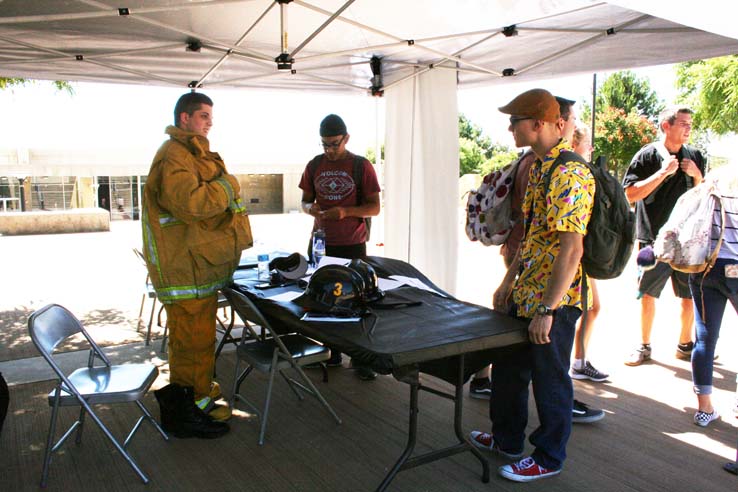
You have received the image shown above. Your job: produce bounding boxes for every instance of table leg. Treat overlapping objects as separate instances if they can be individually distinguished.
[375,355,490,491]
[376,380,418,492]
[454,355,490,483]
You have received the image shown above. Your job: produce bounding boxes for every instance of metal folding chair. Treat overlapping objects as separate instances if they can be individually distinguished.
[133,248,165,346]
[221,287,341,445]
[28,304,168,487]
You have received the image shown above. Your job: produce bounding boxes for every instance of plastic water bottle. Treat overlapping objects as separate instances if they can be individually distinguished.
[256,243,270,281]
[312,228,326,267]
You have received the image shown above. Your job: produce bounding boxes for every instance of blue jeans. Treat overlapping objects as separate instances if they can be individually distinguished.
[689,258,738,394]
[490,306,580,470]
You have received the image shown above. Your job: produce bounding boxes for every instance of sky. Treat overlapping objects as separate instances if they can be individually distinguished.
[1,63,733,169]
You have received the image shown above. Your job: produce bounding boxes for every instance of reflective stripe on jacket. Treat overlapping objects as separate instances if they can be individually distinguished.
[142,125,253,303]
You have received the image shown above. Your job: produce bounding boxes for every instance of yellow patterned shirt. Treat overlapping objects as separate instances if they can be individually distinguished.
[512,140,595,318]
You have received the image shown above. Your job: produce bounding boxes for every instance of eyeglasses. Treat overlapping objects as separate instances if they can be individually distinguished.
[320,135,346,149]
[509,116,533,126]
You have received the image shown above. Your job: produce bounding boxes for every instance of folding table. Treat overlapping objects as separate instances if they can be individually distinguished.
[232,256,528,491]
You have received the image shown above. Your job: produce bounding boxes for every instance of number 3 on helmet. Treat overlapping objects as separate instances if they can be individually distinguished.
[294,264,367,317]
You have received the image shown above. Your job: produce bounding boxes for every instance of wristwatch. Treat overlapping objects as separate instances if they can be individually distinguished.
[535,304,554,316]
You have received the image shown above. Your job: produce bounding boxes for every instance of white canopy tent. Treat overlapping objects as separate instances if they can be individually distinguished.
[1,0,737,292]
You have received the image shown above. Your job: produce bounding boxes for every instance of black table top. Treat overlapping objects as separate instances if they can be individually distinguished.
[231,256,528,384]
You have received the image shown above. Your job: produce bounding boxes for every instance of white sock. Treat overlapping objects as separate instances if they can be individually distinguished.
[573,359,584,370]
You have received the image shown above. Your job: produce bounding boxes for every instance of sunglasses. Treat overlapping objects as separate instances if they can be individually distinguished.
[509,116,533,126]
[320,135,346,149]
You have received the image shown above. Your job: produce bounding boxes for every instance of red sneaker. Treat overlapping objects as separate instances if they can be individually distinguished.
[469,431,524,459]
[499,457,561,482]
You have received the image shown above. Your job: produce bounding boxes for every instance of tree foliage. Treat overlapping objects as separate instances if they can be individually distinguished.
[675,55,738,135]
[458,113,513,176]
[365,145,384,164]
[0,77,74,95]
[593,106,657,180]
[596,70,663,120]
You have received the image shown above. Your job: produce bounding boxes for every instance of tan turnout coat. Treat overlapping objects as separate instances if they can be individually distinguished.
[142,125,252,303]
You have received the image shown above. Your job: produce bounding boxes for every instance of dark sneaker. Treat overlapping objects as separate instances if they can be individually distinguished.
[676,341,694,361]
[469,377,492,399]
[326,351,343,367]
[469,431,524,459]
[499,457,561,482]
[572,399,605,424]
[694,410,719,427]
[353,365,377,381]
[570,361,609,382]
[625,344,652,366]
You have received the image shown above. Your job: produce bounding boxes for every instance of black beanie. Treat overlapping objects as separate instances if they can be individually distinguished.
[320,114,347,137]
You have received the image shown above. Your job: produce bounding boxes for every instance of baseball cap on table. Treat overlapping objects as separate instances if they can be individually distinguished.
[499,88,560,123]
[269,252,309,280]
[319,114,347,137]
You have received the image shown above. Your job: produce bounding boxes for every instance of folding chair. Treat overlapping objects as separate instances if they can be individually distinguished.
[133,248,165,346]
[28,304,168,487]
[221,287,341,445]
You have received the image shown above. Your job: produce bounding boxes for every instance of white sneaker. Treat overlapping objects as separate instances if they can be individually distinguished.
[694,410,719,427]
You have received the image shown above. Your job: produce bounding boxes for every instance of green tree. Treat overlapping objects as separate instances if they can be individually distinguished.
[459,137,487,175]
[459,113,493,158]
[675,55,738,135]
[594,106,657,180]
[596,70,663,120]
[458,113,514,176]
[365,145,384,164]
[0,77,74,95]
[480,149,519,176]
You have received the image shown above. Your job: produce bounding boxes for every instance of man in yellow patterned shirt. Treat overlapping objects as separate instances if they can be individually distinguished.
[471,89,595,483]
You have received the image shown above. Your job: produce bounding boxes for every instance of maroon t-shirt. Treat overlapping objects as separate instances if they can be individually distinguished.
[299,152,381,246]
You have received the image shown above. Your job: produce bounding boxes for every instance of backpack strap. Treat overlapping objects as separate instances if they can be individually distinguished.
[353,154,372,243]
[523,149,587,239]
[353,154,364,207]
[307,154,323,185]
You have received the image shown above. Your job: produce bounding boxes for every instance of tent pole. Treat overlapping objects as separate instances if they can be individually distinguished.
[291,0,356,57]
[591,73,597,149]
[516,14,649,75]
[196,1,276,87]
[295,0,500,75]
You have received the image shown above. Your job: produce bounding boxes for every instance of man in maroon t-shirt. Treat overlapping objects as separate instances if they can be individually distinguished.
[299,114,381,379]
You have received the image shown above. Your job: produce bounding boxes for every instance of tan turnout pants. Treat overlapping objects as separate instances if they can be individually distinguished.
[164,295,218,401]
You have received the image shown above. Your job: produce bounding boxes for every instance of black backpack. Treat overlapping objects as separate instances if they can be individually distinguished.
[543,150,635,280]
[307,153,371,242]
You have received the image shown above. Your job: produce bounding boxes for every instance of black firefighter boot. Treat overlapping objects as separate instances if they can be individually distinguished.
[154,383,230,439]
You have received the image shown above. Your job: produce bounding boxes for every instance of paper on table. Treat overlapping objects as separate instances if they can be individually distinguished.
[388,275,446,297]
[378,277,403,291]
[264,290,303,302]
[300,313,361,322]
[314,256,350,269]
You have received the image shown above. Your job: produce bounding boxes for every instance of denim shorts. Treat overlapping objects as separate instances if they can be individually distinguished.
[638,260,691,299]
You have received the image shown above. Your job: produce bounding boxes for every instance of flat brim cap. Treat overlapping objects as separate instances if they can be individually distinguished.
[269,252,309,280]
[499,88,560,123]
[555,96,576,106]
